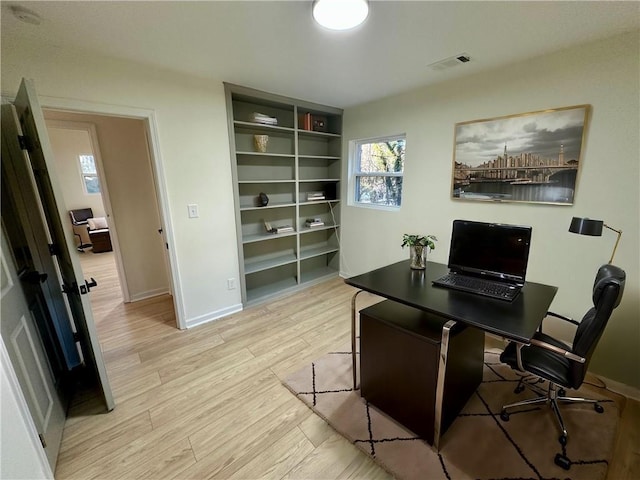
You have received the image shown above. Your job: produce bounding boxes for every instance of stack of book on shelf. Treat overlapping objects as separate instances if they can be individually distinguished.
[251,112,278,126]
[307,191,325,201]
[305,218,324,228]
[264,221,294,234]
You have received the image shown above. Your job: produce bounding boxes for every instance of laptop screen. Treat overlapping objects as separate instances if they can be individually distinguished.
[448,220,532,284]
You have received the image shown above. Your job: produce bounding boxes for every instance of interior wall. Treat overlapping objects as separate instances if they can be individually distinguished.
[46,126,105,247]
[44,113,169,301]
[1,42,242,325]
[341,30,640,389]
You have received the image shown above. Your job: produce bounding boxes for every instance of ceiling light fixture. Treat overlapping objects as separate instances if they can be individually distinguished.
[312,0,369,31]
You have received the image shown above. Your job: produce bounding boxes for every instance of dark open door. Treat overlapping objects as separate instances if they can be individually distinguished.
[10,78,114,410]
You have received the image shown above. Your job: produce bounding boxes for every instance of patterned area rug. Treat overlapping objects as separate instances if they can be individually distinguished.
[283,347,623,480]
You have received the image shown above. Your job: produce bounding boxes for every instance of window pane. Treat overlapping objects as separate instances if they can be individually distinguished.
[358,139,405,174]
[83,175,101,194]
[356,176,403,207]
[79,155,97,174]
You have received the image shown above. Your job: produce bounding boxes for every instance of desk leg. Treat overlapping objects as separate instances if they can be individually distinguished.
[351,290,364,390]
[433,320,457,451]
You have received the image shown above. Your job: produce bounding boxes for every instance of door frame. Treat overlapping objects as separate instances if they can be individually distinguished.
[32,96,186,329]
[44,119,131,303]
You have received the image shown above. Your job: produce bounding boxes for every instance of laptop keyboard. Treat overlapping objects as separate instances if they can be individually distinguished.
[433,273,520,301]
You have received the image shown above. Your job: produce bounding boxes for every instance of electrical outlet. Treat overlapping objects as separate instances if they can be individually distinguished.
[187,204,199,218]
[227,278,236,290]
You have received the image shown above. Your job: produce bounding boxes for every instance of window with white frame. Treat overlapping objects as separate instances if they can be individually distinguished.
[79,155,100,194]
[352,135,405,208]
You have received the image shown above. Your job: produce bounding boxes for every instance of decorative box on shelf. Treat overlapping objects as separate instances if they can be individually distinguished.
[299,113,328,132]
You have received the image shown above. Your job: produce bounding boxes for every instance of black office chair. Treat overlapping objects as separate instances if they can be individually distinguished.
[69,208,94,251]
[499,264,625,470]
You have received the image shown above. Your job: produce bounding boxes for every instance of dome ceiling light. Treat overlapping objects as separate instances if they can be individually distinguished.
[312,0,369,31]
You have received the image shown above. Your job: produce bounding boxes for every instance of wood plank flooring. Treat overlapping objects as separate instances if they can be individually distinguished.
[55,251,639,479]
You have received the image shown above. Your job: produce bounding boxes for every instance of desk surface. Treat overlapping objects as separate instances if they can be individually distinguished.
[345,260,557,343]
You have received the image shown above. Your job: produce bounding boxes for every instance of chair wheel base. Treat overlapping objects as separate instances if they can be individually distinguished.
[554,453,571,470]
[595,403,604,413]
[500,410,510,421]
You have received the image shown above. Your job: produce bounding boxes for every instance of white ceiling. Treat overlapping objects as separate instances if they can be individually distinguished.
[2,1,639,108]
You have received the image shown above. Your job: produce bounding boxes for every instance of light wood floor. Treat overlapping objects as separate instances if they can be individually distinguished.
[55,251,639,479]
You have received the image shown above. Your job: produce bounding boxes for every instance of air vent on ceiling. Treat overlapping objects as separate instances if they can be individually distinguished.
[428,53,471,72]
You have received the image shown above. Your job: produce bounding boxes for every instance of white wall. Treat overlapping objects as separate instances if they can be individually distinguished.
[1,40,242,326]
[47,127,106,217]
[341,31,640,389]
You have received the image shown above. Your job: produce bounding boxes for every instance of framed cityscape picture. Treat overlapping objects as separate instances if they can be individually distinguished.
[451,105,590,205]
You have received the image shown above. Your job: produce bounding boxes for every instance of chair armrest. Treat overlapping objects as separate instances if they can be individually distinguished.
[514,338,586,371]
[546,311,580,326]
[529,338,585,363]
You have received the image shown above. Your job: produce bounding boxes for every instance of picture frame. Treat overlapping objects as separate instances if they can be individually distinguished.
[451,105,590,205]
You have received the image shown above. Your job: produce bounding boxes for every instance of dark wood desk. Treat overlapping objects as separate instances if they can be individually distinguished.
[345,260,558,448]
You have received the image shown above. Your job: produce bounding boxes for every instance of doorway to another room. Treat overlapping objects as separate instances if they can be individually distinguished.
[43,112,174,338]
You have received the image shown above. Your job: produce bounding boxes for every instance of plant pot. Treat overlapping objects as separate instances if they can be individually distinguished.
[409,245,426,270]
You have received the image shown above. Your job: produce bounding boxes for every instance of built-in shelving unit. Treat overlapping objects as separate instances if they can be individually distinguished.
[224,83,343,306]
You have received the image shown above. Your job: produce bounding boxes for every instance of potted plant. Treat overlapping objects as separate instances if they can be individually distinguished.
[401,234,437,270]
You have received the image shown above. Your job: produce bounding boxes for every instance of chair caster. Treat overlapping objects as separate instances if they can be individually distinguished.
[595,403,604,413]
[558,388,566,396]
[554,453,571,470]
[559,434,567,446]
[500,410,510,421]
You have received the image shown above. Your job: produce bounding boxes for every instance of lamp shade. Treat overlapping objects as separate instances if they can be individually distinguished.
[312,0,369,30]
[569,217,604,236]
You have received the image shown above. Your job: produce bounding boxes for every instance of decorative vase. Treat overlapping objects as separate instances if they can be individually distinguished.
[253,134,269,153]
[409,245,427,270]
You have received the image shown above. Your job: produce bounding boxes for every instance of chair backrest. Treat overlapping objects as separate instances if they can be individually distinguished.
[569,264,625,387]
[69,208,94,225]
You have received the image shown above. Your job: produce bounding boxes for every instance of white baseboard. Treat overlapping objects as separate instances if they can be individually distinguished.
[129,287,170,303]
[597,375,640,402]
[185,303,243,329]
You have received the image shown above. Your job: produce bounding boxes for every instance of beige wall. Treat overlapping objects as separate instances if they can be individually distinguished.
[47,126,105,247]
[341,31,640,389]
[45,114,170,301]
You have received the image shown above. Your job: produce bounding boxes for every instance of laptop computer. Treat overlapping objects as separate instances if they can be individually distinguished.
[433,220,533,301]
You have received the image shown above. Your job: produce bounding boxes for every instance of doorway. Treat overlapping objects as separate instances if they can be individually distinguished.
[42,110,175,333]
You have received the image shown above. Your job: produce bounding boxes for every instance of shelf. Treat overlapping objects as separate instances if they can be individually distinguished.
[299,199,340,206]
[238,180,295,184]
[246,276,299,304]
[300,265,339,285]
[299,178,340,183]
[243,230,297,244]
[299,223,339,234]
[234,120,294,134]
[244,253,297,274]
[236,151,295,158]
[298,129,341,138]
[239,202,296,211]
[298,154,340,160]
[300,245,339,261]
